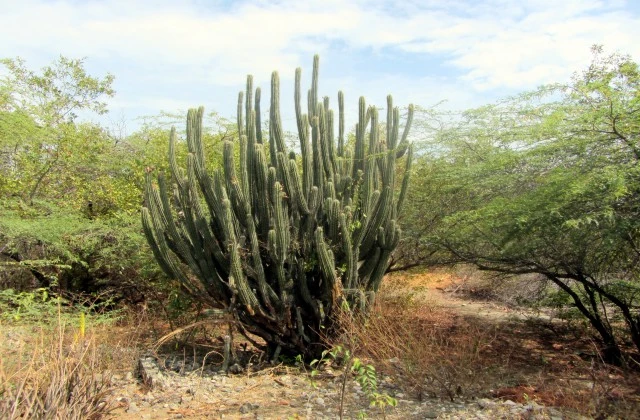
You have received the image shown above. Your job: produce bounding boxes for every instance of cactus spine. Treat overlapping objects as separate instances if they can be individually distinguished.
[143,56,414,359]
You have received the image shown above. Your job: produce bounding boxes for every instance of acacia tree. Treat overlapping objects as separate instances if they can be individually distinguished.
[408,46,640,364]
[0,56,115,203]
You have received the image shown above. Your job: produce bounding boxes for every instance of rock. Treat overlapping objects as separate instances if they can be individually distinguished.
[547,408,563,419]
[229,363,243,374]
[127,402,140,413]
[137,356,170,390]
[477,398,495,409]
[239,402,254,414]
[423,409,439,418]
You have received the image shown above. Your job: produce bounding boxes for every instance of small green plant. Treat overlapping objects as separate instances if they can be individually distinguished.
[309,345,397,419]
[0,287,122,327]
[351,357,397,412]
[0,287,65,322]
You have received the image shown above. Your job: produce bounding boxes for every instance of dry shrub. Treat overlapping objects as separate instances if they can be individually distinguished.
[352,272,640,418]
[331,280,500,402]
[0,314,141,419]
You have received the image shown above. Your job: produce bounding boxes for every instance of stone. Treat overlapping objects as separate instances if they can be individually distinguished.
[547,408,563,419]
[239,402,254,414]
[477,398,495,409]
[127,402,140,413]
[137,356,170,390]
[423,409,439,418]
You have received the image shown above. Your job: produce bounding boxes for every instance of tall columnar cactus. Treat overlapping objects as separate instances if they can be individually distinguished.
[142,56,414,359]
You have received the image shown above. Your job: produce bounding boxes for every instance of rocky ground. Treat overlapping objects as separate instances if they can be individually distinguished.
[108,354,573,419]
[2,271,618,419]
[106,281,589,420]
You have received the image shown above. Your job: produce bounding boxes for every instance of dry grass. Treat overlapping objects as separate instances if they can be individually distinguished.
[333,278,499,402]
[329,270,640,418]
[5,268,638,418]
[0,310,143,419]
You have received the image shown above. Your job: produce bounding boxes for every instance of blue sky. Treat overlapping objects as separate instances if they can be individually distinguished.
[2,0,640,135]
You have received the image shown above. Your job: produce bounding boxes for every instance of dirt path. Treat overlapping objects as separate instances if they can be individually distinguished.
[430,288,556,323]
[385,270,559,323]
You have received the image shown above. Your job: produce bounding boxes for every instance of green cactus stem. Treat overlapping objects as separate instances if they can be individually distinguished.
[142,55,413,359]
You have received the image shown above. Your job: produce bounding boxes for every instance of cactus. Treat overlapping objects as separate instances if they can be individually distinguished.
[143,56,414,359]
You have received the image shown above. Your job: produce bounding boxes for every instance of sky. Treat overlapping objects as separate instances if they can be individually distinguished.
[2,0,640,136]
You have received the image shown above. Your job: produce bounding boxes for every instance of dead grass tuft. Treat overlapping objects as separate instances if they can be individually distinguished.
[333,284,499,402]
[0,311,143,419]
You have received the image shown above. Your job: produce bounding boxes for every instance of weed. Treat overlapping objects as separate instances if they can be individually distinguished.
[0,287,123,327]
[309,345,397,419]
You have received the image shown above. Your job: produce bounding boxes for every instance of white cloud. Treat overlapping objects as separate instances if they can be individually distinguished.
[2,0,639,126]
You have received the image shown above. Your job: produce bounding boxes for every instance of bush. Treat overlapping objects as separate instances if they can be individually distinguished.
[0,198,164,302]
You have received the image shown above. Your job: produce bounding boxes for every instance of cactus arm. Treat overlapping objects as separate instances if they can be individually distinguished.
[315,227,336,300]
[270,71,287,156]
[142,55,414,359]
[338,91,345,157]
[255,87,263,144]
[237,91,244,139]
[396,104,414,158]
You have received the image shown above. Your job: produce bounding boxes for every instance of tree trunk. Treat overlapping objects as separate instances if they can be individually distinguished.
[546,274,624,365]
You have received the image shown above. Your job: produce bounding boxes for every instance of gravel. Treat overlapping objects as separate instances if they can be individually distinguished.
[105,354,588,419]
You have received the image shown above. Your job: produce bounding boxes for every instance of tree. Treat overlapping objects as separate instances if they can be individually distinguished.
[408,46,640,365]
[0,56,115,203]
[142,56,414,360]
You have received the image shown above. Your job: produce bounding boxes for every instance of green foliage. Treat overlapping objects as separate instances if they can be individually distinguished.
[309,344,397,419]
[0,56,114,122]
[0,198,164,299]
[0,56,115,203]
[402,46,640,364]
[0,287,121,326]
[143,56,414,358]
[0,56,235,319]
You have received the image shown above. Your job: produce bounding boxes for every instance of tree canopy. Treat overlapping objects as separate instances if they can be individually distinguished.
[400,46,640,364]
